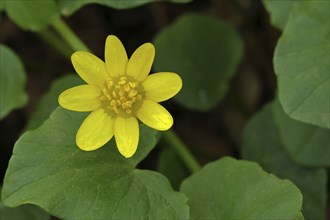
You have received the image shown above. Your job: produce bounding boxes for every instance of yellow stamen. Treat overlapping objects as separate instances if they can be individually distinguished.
[129,89,137,98]
[99,76,143,114]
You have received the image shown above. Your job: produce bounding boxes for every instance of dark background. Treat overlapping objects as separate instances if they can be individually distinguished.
[0,0,328,218]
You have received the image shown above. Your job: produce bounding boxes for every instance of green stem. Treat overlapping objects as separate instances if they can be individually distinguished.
[51,18,90,52]
[39,29,73,58]
[162,130,201,173]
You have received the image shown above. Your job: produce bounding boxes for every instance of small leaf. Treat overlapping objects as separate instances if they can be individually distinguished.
[272,99,330,167]
[5,0,59,31]
[26,74,83,130]
[274,1,330,128]
[154,14,243,111]
[180,157,304,220]
[242,103,327,220]
[263,0,299,30]
[2,108,188,219]
[157,147,190,190]
[58,0,192,16]
[0,45,28,119]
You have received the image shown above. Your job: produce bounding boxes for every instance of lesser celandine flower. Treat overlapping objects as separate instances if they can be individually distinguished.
[58,35,182,158]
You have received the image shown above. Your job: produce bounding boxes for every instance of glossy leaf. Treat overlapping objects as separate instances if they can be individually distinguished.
[274,1,330,128]
[5,0,59,31]
[242,103,327,220]
[272,99,330,167]
[157,147,189,190]
[180,157,304,220]
[0,45,28,119]
[154,14,243,111]
[26,74,83,130]
[58,0,192,16]
[2,108,188,219]
[263,0,299,30]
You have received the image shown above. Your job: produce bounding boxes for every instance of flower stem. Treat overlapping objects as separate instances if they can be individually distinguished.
[51,18,90,52]
[39,29,73,58]
[162,130,201,173]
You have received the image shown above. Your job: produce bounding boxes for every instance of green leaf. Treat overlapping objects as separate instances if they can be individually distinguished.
[2,108,188,219]
[263,0,299,30]
[5,0,59,31]
[0,0,5,11]
[58,0,192,16]
[241,103,327,220]
[26,74,83,130]
[0,45,28,119]
[272,99,330,167]
[180,157,304,220]
[0,204,49,220]
[274,1,330,128]
[157,147,189,190]
[1,187,49,220]
[154,14,243,111]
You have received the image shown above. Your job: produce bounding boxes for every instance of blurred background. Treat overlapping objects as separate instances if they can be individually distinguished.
[0,0,328,219]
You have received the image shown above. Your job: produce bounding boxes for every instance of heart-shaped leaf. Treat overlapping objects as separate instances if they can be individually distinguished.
[274,1,330,128]
[242,103,327,220]
[2,108,188,219]
[154,14,243,111]
[180,157,304,220]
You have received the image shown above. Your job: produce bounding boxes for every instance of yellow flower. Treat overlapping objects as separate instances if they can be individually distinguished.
[58,35,182,158]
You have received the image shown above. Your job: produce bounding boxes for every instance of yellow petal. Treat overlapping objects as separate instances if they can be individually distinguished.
[114,116,139,158]
[143,72,182,102]
[58,85,101,112]
[136,99,173,131]
[105,35,128,77]
[76,109,114,151]
[127,43,155,82]
[71,51,108,86]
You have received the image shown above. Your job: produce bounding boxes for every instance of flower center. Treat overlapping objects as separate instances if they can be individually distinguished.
[99,76,143,115]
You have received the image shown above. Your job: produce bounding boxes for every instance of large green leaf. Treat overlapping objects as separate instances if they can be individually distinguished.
[180,157,304,220]
[154,14,243,111]
[2,108,188,219]
[0,45,28,119]
[272,99,330,167]
[26,74,83,130]
[241,103,327,220]
[58,0,192,16]
[5,0,59,31]
[263,0,300,30]
[274,1,330,128]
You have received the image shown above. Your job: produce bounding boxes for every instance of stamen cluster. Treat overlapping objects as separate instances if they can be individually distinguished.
[99,76,143,114]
